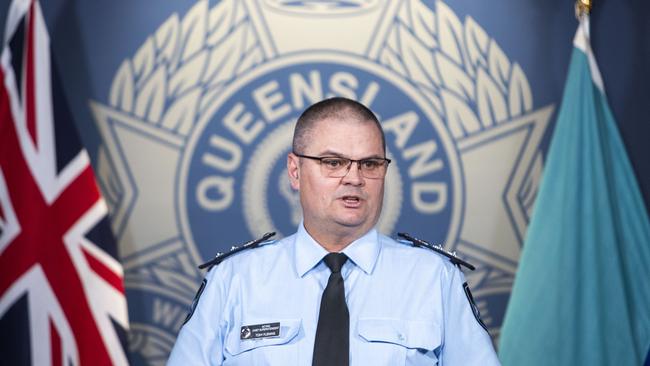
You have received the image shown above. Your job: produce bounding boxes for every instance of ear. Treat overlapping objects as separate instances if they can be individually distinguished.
[287,153,300,190]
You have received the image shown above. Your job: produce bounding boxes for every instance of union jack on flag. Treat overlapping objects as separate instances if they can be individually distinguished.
[0,0,129,365]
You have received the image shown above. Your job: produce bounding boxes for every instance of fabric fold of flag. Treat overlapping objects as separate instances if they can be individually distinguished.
[0,0,129,365]
[499,16,650,366]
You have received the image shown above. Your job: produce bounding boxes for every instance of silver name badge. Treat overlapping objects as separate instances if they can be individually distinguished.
[240,322,281,340]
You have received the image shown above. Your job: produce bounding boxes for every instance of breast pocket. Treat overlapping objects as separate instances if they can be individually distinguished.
[357,318,441,365]
[224,318,302,365]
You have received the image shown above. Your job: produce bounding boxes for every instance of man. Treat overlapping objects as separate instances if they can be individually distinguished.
[167,97,500,365]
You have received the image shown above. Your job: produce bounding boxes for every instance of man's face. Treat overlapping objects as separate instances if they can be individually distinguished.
[288,117,386,241]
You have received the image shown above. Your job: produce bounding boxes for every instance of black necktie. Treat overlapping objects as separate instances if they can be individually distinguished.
[312,253,349,366]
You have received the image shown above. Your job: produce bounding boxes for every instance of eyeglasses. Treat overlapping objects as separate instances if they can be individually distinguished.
[293,152,391,179]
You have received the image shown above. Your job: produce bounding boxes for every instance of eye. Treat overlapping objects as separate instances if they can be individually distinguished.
[361,159,382,170]
[321,158,347,169]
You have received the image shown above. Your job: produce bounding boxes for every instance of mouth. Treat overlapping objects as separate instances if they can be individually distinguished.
[340,195,363,208]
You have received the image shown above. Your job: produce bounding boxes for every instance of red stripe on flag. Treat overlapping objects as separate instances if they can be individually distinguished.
[82,246,125,294]
[52,166,100,233]
[50,318,62,366]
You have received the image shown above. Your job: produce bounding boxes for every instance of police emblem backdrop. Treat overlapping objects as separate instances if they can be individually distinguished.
[0,1,648,365]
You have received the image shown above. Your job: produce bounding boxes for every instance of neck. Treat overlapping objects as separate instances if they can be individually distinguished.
[303,222,371,252]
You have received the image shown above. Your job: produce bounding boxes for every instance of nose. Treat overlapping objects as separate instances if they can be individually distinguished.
[341,161,364,186]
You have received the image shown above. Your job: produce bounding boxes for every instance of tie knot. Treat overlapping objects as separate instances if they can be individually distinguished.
[323,253,347,273]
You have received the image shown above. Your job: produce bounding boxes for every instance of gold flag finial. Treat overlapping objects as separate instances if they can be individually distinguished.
[575,0,592,19]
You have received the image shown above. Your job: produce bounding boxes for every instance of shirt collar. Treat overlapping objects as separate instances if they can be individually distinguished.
[295,224,328,277]
[294,223,381,277]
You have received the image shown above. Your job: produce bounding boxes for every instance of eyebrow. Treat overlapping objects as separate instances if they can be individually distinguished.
[317,150,385,160]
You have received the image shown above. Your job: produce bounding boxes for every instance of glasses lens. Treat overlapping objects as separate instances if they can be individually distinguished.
[320,157,387,178]
[320,157,351,177]
[359,159,387,179]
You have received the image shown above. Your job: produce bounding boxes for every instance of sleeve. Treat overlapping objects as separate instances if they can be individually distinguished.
[440,265,501,366]
[167,266,227,365]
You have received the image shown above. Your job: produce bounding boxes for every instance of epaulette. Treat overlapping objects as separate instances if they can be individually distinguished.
[397,232,475,271]
[198,232,276,270]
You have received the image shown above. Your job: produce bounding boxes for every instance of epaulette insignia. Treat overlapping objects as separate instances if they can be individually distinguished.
[198,232,276,270]
[397,232,475,271]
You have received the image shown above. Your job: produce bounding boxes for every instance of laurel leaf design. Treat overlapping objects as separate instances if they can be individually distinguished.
[178,1,207,64]
[487,40,510,94]
[154,14,180,66]
[476,67,508,126]
[464,17,489,74]
[110,0,537,142]
[160,88,201,135]
[508,64,533,117]
[107,0,266,137]
[168,50,208,98]
[436,1,465,66]
[410,0,437,48]
[380,27,408,77]
[206,0,235,46]
[133,37,156,88]
[197,85,225,119]
[134,66,167,122]
[400,25,440,90]
[436,53,474,101]
[377,1,537,141]
[202,24,248,86]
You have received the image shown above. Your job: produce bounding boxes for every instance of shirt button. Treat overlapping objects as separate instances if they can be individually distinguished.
[397,333,405,341]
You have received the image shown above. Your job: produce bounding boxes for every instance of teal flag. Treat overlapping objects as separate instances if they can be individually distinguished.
[499,17,650,366]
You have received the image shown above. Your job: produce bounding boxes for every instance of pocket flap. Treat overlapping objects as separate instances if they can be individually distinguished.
[357,318,440,351]
[226,318,302,355]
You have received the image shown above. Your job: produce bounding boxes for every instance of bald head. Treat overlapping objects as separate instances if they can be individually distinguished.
[292,97,386,154]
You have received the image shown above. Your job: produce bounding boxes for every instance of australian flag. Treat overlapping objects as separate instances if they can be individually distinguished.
[0,0,129,365]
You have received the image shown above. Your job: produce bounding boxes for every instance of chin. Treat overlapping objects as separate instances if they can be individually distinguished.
[333,215,371,230]
[336,221,365,229]
[331,207,379,230]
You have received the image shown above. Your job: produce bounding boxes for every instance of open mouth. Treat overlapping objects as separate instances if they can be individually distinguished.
[341,195,362,206]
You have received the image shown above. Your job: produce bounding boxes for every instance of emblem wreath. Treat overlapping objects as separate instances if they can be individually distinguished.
[100,0,541,219]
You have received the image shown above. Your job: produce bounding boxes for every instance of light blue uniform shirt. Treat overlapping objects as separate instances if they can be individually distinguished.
[168,226,500,365]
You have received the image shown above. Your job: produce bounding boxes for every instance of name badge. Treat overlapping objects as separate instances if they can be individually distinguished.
[240,322,281,340]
